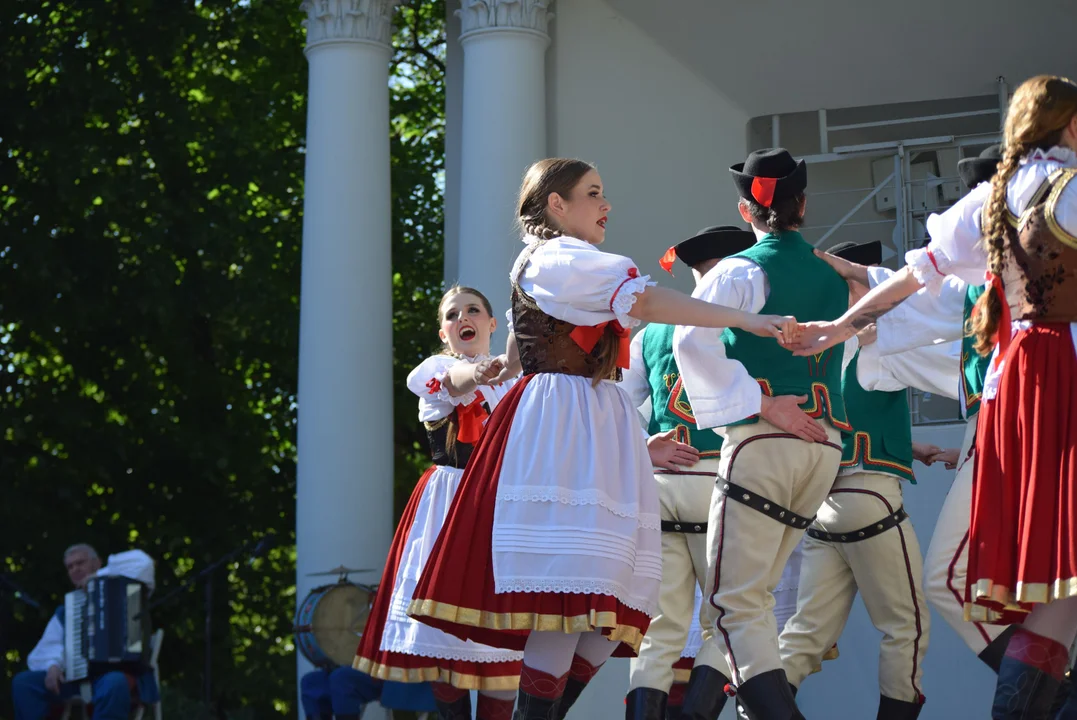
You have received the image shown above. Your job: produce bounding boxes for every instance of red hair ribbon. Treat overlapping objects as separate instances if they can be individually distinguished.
[455,390,488,444]
[751,177,778,208]
[569,322,632,369]
[659,246,678,275]
[985,271,1011,370]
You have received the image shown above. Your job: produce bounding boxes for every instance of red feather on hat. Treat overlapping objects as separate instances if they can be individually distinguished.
[659,246,678,275]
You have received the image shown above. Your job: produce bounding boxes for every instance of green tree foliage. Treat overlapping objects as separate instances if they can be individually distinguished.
[0,1,446,717]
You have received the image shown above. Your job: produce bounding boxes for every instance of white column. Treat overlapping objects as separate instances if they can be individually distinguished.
[454,0,552,344]
[295,1,396,716]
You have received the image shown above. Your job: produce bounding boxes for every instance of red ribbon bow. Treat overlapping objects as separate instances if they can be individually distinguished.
[985,271,1011,370]
[569,322,632,369]
[751,177,778,208]
[659,246,678,275]
[456,390,488,444]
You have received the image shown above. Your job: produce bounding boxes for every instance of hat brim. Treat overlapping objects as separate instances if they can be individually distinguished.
[674,228,756,267]
[829,240,882,266]
[958,157,1001,189]
[730,159,808,205]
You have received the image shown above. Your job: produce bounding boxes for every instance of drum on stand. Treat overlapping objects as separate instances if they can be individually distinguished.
[294,581,375,669]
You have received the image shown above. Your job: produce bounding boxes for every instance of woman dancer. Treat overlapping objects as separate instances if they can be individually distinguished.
[354,286,523,720]
[792,76,1077,718]
[408,158,799,719]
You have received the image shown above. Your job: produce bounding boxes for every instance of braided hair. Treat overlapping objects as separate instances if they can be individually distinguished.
[968,75,1077,355]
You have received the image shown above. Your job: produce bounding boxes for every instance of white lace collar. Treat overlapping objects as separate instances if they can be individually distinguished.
[1022,145,1077,166]
[521,233,591,248]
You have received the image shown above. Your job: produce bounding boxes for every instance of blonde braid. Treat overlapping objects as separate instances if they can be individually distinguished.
[968,144,1024,356]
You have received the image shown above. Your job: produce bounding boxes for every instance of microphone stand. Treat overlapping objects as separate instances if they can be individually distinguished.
[145,533,275,718]
[0,573,43,682]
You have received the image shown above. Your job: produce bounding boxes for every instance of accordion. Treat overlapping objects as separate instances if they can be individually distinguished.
[64,576,152,681]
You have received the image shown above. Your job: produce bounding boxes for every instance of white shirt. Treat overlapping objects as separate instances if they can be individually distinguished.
[510,235,654,330]
[27,550,156,672]
[672,258,768,429]
[621,330,653,428]
[906,146,1077,293]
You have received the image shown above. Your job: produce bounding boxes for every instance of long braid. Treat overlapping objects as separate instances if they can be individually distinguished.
[968,144,1025,356]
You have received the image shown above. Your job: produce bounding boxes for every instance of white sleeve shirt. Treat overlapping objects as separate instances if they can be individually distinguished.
[620,330,653,429]
[26,616,65,672]
[867,266,968,356]
[856,340,962,401]
[672,258,768,429]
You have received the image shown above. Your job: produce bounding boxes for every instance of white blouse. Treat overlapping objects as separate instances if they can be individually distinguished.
[907,146,1077,294]
[405,354,514,423]
[510,235,654,330]
[672,258,772,429]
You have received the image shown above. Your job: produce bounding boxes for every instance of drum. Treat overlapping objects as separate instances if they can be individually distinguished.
[294,582,375,668]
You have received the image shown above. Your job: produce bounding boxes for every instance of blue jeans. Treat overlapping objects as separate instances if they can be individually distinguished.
[301,667,437,716]
[12,670,130,720]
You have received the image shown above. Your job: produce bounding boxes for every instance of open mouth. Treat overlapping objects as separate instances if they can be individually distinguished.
[458,327,476,341]
[597,216,607,229]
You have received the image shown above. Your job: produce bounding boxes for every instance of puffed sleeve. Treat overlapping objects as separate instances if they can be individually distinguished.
[906,182,991,293]
[869,267,967,356]
[620,331,651,410]
[672,259,766,429]
[517,239,655,328]
[856,340,961,400]
[406,355,479,422]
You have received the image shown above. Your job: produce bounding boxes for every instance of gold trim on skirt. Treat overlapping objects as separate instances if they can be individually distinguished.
[407,597,646,654]
[352,655,520,692]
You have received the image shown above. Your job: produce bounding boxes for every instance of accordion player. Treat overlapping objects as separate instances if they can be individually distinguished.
[64,575,153,681]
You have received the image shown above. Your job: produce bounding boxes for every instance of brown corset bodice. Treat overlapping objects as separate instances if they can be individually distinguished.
[1001,168,1077,324]
[511,241,622,381]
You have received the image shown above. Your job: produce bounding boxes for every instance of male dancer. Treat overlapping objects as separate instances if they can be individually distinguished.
[778,240,954,720]
[673,148,849,719]
[620,226,755,720]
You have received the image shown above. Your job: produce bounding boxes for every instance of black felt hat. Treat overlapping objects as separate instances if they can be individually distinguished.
[659,225,756,274]
[958,144,1003,189]
[827,240,882,266]
[730,148,808,208]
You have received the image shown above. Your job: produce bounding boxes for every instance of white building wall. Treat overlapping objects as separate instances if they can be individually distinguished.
[546,0,751,296]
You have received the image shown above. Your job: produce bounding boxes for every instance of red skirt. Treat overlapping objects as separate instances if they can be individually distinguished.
[407,374,652,656]
[353,466,521,690]
[965,323,1077,622]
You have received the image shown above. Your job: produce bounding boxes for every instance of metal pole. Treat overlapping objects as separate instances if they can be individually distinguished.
[772,114,781,148]
[818,109,828,153]
[204,576,213,717]
[997,75,1009,130]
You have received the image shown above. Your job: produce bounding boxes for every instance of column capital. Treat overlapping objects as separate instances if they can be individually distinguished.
[300,0,399,52]
[456,0,553,42]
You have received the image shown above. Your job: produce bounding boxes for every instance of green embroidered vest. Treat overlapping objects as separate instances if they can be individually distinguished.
[640,324,723,457]
[960,283,990,419]
[720,231,850,430]
[840,350,915,482]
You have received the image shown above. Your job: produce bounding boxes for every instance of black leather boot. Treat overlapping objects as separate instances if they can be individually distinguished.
[513,689,562,720]
[735,669,805,720]
[557,676,589,720]
[980,626,1019,674]
[993,654,1062,719]
[678,666,732,720]
[1050,669,1073,718]
[625,687,669,719]
[436,691,474,720]
[877,695,923,720]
